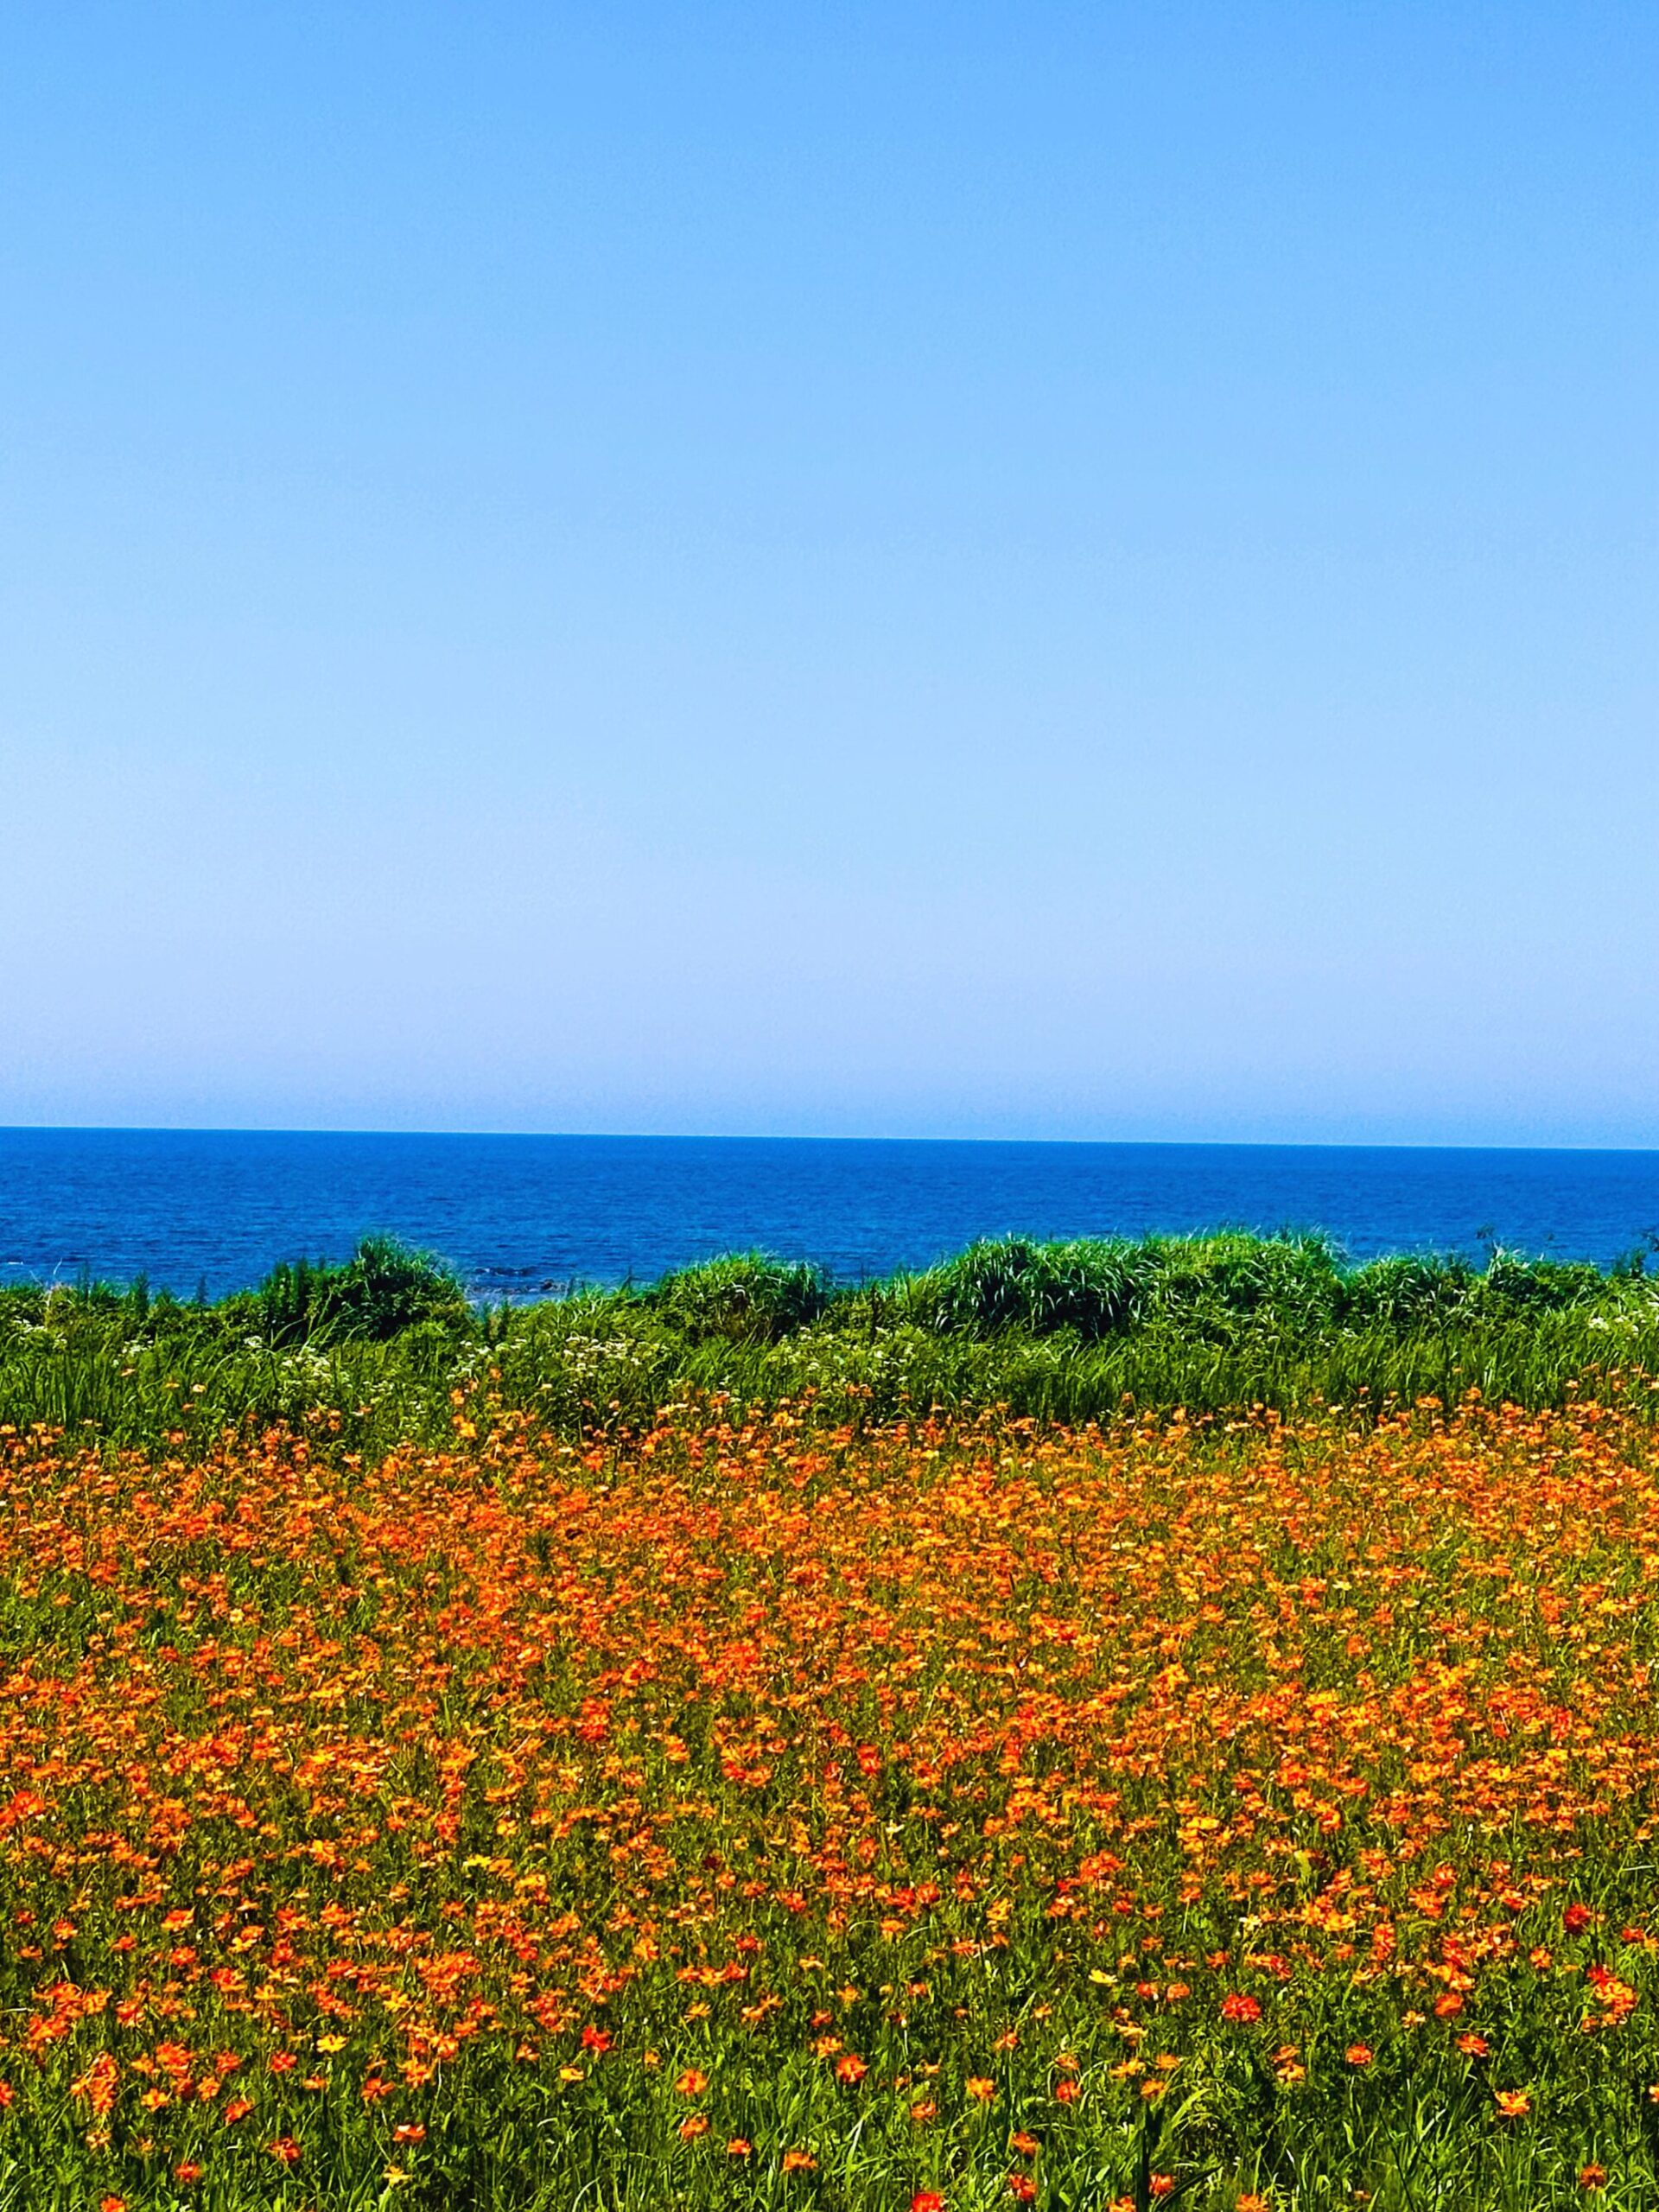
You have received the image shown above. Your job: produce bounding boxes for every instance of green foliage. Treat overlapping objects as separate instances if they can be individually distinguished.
[3,1231,1659,1457]
[642,1252,831,1344]
[904,1235,1147,1338]
[228,1235,472,1346]
[906,1231,1344,1344]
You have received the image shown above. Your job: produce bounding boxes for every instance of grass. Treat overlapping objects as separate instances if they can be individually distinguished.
[3,1231,1659,1459]
[5,1400,1659,2205]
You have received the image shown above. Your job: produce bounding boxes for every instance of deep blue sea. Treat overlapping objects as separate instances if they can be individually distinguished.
[4,1129,1659,1300]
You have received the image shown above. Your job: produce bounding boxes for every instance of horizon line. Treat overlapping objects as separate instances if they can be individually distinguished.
[4,1123,1659,1157]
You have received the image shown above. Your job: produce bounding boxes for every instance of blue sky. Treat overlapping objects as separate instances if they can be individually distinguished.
[2,2,1653,1143]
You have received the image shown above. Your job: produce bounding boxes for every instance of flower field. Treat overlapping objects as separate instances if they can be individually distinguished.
[4,1397,1659,2208]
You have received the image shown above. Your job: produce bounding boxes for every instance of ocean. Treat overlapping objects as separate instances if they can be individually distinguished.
[3,1128,1659,1300]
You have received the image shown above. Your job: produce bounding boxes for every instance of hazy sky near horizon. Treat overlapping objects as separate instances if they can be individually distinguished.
[2,2,1654,1145]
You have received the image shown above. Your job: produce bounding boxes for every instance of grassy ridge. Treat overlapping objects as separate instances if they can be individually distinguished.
[3,1231,1659,1455]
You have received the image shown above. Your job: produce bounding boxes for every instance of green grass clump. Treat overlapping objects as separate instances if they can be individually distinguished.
[903,1231,1343,1343]
[223,1233,471,1346]
[642,1252,831,1344]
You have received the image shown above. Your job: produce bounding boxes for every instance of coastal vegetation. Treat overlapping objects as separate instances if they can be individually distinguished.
[1,1230,1657,1459]
[5,1236,1659,2203]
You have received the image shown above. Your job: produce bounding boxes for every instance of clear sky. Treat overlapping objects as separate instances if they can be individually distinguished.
[2,3,1653,1145]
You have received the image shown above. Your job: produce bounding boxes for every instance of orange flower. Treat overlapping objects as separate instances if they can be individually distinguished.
[1220,1993,1262,2024]
[674,2069,708,2097]
[1055,2079,1079,2104]
[1580,2164,1608,2191]
[912,2195,946,2212]
[965,2076,996,2102]
[1008,2178,1037,2205]
[782,2148,817,2172]
[1149,2178,1175,2199]
[73,2055,120,2120]
[835,2053,868,2085]
[267,2137,302,2165]
[1344,2044,1373,2068]
[1496,2090,1532,2118]
[727,2138,753,2158]
[678,2114,709,2141]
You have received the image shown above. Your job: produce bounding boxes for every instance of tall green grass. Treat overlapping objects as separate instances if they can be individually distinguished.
[3,1231,1657,1456]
